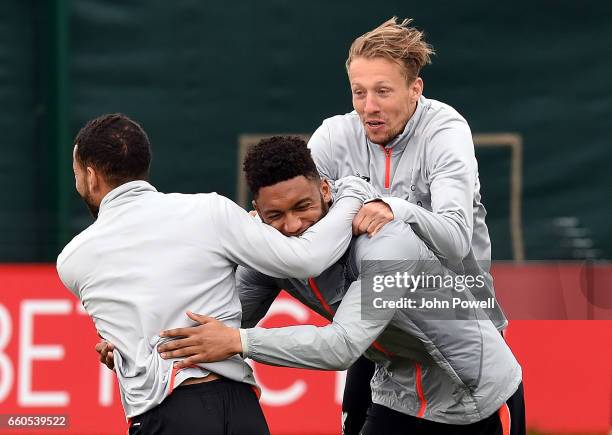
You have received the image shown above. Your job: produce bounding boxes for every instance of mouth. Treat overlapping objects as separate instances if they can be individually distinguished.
[365,120,385,131]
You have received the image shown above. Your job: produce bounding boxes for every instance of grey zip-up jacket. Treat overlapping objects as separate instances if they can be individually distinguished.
[308,95,507,329]
[238,220,521,425]
[56,178,373,418]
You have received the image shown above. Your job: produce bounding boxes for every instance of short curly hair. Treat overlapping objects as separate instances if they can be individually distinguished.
[74,113,151,187]
[243,136,320,198]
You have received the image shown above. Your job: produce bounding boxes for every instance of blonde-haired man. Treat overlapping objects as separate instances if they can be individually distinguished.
[309,17,525,434]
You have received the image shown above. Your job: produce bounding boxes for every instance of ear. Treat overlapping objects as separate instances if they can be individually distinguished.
[251,199,258,212]
[321,178,332,203]
[86,166,100,193]
[411,77,424,102]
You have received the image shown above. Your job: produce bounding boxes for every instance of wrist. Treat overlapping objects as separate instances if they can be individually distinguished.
[238,328,249,357]
[232,328,243,355]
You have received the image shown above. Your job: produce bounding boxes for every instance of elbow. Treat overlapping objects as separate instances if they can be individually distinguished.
[448,241,469,265]
[291,257,329,279]
[443,216,472,264]
[455,227,472,262]
[443,243,468,266]
[326,352,359,371]
[333,341,364,371]
[322,330,364,370]
[336,354,361,371]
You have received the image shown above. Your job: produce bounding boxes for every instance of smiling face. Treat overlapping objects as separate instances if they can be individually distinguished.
[349,56,423,145]
[253,176,332,237]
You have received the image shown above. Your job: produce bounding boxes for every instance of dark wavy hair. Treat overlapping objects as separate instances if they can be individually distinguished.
[243,136,320,198]
[74,113,151,187]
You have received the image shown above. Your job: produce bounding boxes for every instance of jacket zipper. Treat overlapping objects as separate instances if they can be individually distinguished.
[414,362,427,417]
[380,145,392,189]
[307,277,334,316]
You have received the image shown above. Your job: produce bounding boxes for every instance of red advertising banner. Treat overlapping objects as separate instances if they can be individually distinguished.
[0,264,610,434]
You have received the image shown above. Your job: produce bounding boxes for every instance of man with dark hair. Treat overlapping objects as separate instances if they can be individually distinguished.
[243,136,332,236]
[72,114,152,218]
[148,137,523,434]
[244,136,320,192]
[57,114,374,434]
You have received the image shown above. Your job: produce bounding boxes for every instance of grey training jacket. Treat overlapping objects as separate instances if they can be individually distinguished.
[56,178,372,418]
[238,220,521,425]
[308,95,507,329]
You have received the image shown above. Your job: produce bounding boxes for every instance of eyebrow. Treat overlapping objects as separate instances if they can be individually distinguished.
[292,199,312,208]
[352,81,393,87]
[263,198,312,215]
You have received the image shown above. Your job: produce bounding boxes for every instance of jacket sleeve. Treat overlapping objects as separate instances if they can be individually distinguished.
[381,121,475,265]
[240,224,422,371]
[308,121,336,181]
[236,266,281,328]
[213,177,372,279]
[241,277,393,370]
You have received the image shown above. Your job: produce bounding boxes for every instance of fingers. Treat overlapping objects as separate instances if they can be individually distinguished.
[159,345,201,360]
[173,357,198,370]
[365,219,380,237]
[179,354,206,367]
[356,216,375,235]
[98,344,107,364]
[95,340,115,370]
[353,207,377,236]
[104,351,115,371]
[352,209,366,235]
[369,221,387,237]
[172,349,227,368]
[157,336,197,353]
[186,311,212,324]
[160,312,213,338]
[159,326,194,338]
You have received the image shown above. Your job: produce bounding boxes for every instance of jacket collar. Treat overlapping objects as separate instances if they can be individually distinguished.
[99,180,157,215]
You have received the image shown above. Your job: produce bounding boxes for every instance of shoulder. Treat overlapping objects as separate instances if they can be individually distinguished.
[57,224,97,266]
[167,191,238,215]
[163,191,221,205]
[419,96,471,137]
[202,192,245,215]
[311,112,363,144]
[322,111,363,136]
[56,224,100,292]
[418,97,474,163]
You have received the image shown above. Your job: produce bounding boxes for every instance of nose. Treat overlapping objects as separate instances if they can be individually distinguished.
[364,93,380,114]
[283,214,303,236]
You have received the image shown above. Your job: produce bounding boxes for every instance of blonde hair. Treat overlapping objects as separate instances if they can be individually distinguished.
[346,17,435,83]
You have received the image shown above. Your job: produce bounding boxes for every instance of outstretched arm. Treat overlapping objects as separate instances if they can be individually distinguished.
[214,177,373,279]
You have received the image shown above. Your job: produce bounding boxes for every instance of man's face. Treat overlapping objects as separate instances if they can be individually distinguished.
[348,56,422,145]
[72,145,100,219]
[254,176,331,237]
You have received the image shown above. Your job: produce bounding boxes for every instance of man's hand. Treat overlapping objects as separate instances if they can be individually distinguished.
[94,339,116,371]
[158,311,242,369]
[352,200,394,237]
